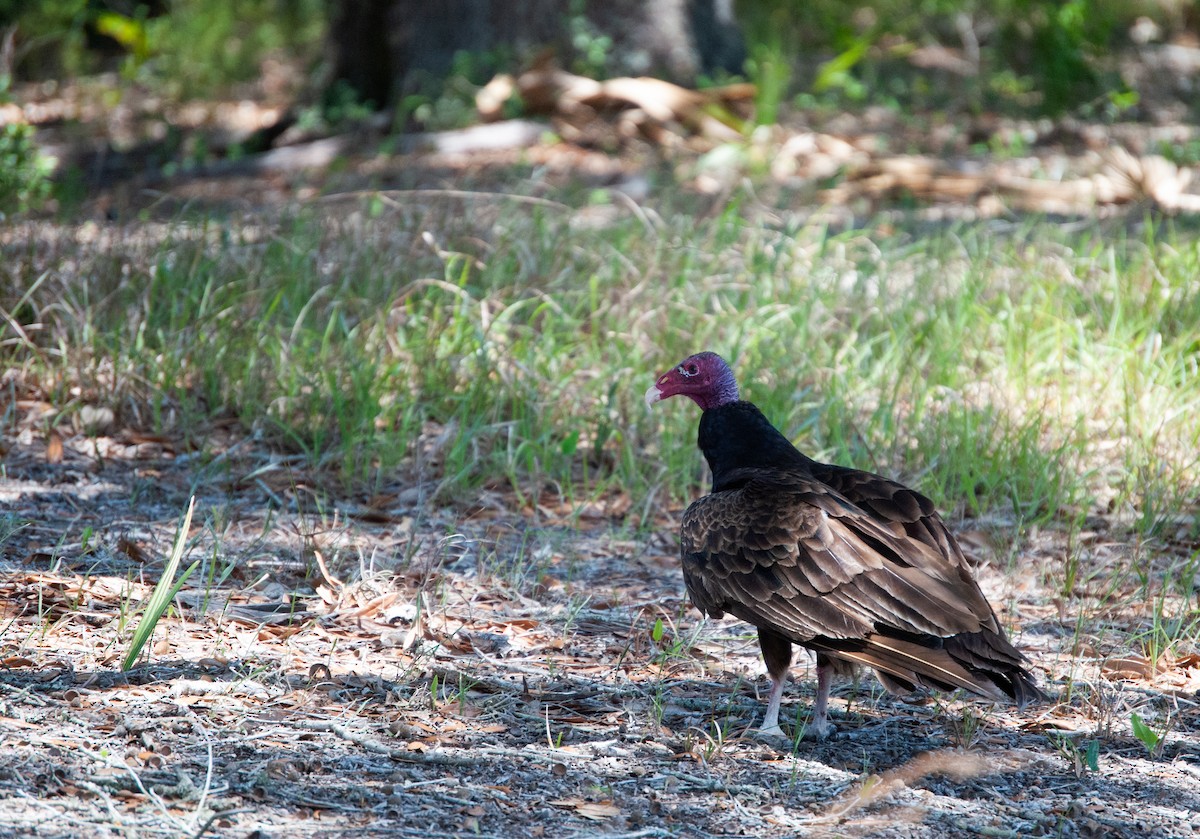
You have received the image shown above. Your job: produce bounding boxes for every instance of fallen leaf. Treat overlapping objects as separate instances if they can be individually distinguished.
[549,798,620,820]
[1101,655,1156,680]
[115,536,147,563]
[45,431,63,464]
[1172,653,1200,669]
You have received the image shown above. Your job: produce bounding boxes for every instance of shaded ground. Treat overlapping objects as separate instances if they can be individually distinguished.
[2,400,1199,839]
[13,34,1200,224]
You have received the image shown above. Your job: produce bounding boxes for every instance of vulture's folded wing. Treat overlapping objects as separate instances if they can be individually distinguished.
[680,475,1031,698]
[807,462,973,572]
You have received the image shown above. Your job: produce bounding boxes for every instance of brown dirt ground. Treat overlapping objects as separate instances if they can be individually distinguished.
[2,401,1199,839]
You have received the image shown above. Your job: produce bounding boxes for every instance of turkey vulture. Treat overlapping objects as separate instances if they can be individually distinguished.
[646,351,1044,739]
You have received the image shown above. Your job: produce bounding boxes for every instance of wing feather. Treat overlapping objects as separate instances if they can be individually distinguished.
[680,474,999,646]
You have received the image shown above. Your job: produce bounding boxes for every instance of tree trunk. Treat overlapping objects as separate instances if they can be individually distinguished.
[327,0,396,109]
[326,0,744,109]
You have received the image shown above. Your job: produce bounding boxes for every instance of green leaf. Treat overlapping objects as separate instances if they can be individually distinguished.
[651,617,664,644]
[1130,712,1160,751]
[1084,739,1100,771]
[813,37,870,94]
[560,429,580,456]
[1108,89,1139,111]
[592,422,611,456]
[95,12,151,62]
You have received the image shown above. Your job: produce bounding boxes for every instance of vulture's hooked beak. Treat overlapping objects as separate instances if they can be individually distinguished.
[644,384,663,410]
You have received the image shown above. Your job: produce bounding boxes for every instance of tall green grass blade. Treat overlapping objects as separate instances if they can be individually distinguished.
[121,497,200,671]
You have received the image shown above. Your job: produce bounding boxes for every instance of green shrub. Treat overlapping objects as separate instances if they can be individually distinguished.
[2,0,324,96]
[0,122,53,216]
[735,0,1170,115]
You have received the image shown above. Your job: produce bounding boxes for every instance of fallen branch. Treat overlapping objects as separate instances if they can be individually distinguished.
[287,718,478,767]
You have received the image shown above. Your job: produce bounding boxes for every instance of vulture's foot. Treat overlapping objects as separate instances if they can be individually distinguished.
[754,719,836,745]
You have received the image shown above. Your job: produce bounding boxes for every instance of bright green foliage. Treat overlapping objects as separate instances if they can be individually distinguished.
[3,0,1179,117]
[567,0,614,77]
[1129,711,1164,757]
[745,43,792,123]
[3,0,324,94]
[737,0,1172,115]
[3,199,1199,540]
[0,123,53,215]
[1000,0,1099,113]
[147,0,324,96]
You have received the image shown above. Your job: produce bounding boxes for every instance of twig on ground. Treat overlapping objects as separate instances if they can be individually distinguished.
[287,718,478,766]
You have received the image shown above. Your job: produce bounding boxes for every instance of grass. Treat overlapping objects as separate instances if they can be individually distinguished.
[3,202,1199,540]
[121,496,199,671]
[5,192,1199,717]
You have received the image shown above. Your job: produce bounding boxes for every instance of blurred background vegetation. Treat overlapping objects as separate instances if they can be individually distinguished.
[0,0,1196,214]
[0,0,324,93]
[3,2,1199,528]
[1,1,1193,110]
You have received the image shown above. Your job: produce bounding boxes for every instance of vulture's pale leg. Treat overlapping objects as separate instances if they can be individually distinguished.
[759,673,788,738]
[756,629,792,739]
[806,654,836,740]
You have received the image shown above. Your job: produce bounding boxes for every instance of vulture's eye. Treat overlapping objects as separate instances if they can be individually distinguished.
[681,363,699,377]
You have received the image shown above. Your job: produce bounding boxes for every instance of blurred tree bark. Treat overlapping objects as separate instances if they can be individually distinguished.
[328,0,396,109]
[327,0,745,109]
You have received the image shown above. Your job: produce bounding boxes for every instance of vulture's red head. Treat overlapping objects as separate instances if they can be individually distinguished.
[645,351,740,411]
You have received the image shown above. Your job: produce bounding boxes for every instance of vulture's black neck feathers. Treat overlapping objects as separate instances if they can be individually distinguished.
[698,401,815,491]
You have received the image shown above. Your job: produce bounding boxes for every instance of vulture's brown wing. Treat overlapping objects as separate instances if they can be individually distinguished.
[680,473,1020,696]
[807,462,972,572]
